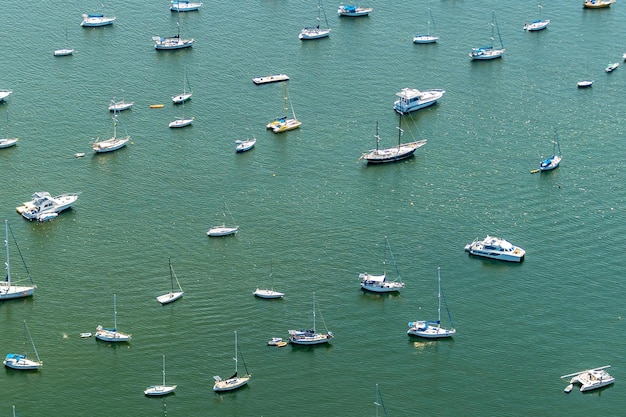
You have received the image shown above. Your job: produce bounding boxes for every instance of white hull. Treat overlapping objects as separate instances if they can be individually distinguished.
[299,28,331,40]
[207,226,238,236]
[407,321,456,339]
[18,192,78,221]
[0,285,35,300]
[253,74,289,85]
[470,48,505,60]
[464,236,525,262]
[0,138,18,148]
[272,118,301,133]
[53,48,74,56]
[213,376,249,392]
[254,288,284,299]
[288,333,333,345]
[92,137,130,153]
[157,291,184,304]
[413,35,439,44]
[524,19,550,31]
[0,90,12,101]
[577,80,593,88]
[169,118,194,128]
[3,355,42,370]
[145,385,177,396]
[172,92,192,103]
[95,329,131,342]
[337,6,373,16]
[360,283,403,293]
[109,101,133,111]
[81,15,116,27]
[170,1,203,11]
[236,139,256,152]
[154,37,194,50]
[393,88,445,114]
[563,367,614,392]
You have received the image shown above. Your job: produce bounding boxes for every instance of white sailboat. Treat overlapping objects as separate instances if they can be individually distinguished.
[561,365,615,393]
[267,83,302,133]
[1,220,36,301]
[413,9,439,44]
[288,292,333,345]
[299,0,331,40]
[169,99,193,128]
[172,67,193,104]
[0,111,18,149]
[408,267,456,339]
[54,27,74,56]
[153,15,194,50]
[144,355,177,396]
[523,3,550,31]
[470,11,505,60]
[157,258,184,304]
[254,263,285,299]
[3,321,42,370]
[213,331,251,392]
[207,202,238,237]
[359,236,405,293]
[538,131,562,172]
[95,294,131,343]
[92,110,130,153]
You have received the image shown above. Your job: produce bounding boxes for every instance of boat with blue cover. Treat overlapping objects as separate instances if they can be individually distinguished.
[337,5,372,17]
[470,12,505,60]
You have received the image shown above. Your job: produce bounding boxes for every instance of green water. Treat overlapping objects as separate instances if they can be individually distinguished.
[1,1,626,416]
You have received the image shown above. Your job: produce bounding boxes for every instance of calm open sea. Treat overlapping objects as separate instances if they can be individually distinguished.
[1,1,626,416]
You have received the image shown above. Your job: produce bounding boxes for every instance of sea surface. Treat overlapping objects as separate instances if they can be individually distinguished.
[1,1,626,416]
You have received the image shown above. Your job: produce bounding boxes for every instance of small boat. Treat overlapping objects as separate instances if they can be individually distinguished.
[145,355,177,396]
[583,0,615,8]
[95,294,131,343]
[0,138,18,149]
[254,263,284,299]
[150,104,165,108]
[337,5,373,17]
[523,3,550,31]
[577,80,593,88]
[360,113,427,164]
[470,12,505,60]
[267,337,286,346]
[213,331,251,392]
[299,0,331,40]
[207,202,238,237]
[252,74,289,85]
[0,89,12,102]
[170,0,203,12]
[172,67,192,104]
[54,48,74,56]
[464,236,525,262]
[81,13,116,27]
[108,99,133,112]
[562,366,614,393]
[156,258,184,305]
[80,332,92,338]
[75,152,85,158]
[3,321,42,370]
[413,9,439,43]
[268,84,301,133]
[539,131,562,171]
[605,62,619,73]
[393,87,445,114]
[359,236,405,293]
[623,52,626,61]
[288,292,333,345]
[92,112,130,153]
[16,191,78,221]
[407,267,456,339]
[168,117,193,128]
[236,137,256,153]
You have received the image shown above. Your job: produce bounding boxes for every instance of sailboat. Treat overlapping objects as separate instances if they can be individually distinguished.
[288,292,333,345]
[213,331,251,392]
[360,112,427,164]
[108,92,133,112]
[207,202,238,237]
[539,131,562,171]
[267,83,302,133]
[413,9,439,44]
[91,110,130,153]
[172,67,193,104]
[169,99,194,128]
[54,27,74,56]
[470,11,505,60]
[95,294,131,342]
[374,384,389,417]
[254,263,285,299]
[0,111,18,149]
[359,236,405,293]
[157,258,184,304]
[523,3,550,31]
[1,220,36,301]
[299,0,331,40]
[144,355,177,396]
[3,321,42,370]
[153,14,194,50]
[407,267,456,339]
[81,4,116,27]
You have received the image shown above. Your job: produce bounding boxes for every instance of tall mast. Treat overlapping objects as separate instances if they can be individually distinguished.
[169,258,174,294]
[4,220,10,287]
[234,331,238,375]
[162,354,166,386]
[396,112,404,147]
[312,292,316,332]
[437,267,442,323]
[113,294,118,330]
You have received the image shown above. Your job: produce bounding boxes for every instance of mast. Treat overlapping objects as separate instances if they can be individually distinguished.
[437,267,442,324]
[396,112,404,148]
[374,122,380,151]
[5,220,10,287]
[25,321,41,363]
[312,292,316,333]
[113,293,118,331]
[169,258,174,294]
[162,354,166,386]
[234,331,238,375]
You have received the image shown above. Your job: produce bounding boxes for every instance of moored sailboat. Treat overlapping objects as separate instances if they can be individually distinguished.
[299,0,331,40]
[407,267,456,338]
[359,236,405,293]
[95,294,131,343]
[3,321,42,370]
[288,292,333,345]
[213,331,251,392]
[470,12,505,60]
[539,131,562,171]
[360,113,427,164]
[144,355,177,396]
[92,110,130,153]
[1,220,36,300]
[157,258,184,304]
[413,9,439,43]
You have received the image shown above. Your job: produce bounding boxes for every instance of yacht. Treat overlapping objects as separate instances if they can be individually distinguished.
[562,366,615,393]
[16,192,78,222]
[464,236,525,262]
[393,88,445,114]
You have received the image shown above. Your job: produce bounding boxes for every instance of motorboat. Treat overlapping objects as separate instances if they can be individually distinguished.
[337,5,373,16]
[108,100,133,112]
[267,337,285,346]
[0,138,18,149]
[577,80,593,88]
[81,14,116,27]
[16,192,78,221]
[0,89,12,101]
[583,0,615,8]
[252,74,289,85]
[236,137,256,153]
[393,88,445,114]
[562,366,614,393]
[170,0,203,11]
[605,62,619,73]
[464,236,525,262]
[523,19,550,31]
[153,35,194,50]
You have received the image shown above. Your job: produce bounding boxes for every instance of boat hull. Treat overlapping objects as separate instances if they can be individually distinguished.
[0,138,18,148]
[253,74,289,85]
[157,291,184,305]
[213,376,249,392]
[3,355,42,370]
[254,289,284,299]
[53,49,74,56]
[145,385,177,396]
[524,20,550,31]
[299,28,331,40]
[95,327,131,343]
[207,226,238,237]
[407,322,456,339]
[470,48,505,60]
[413,35,439,44]
[81,16,116,27]
[464,236,525,262]
[363,140,427,164]
[360,283,403,293]
[92,137,130,153]
[169,118,194,128]
[288,330,333,345]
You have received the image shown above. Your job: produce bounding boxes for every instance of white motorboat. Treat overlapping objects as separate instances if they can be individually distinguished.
[1,221,36,301]
[360,113,427,164]
[145,355,177,396]
[288,292,333,345]
[407,267,456,339]
[0,90,12,101]
[16,191,78,221]
[337,5,373,16]
[464,236,525,262]
[605,62,619,73]
[108,100,133,112]
[3,321,42,370]
[359,236,404,293]
[393,87,445,114]
[252,74,289,85]
[207,202,238,237]
[81,14,116,27]
[577,80,593,88]
[470,12,505,60]
[539,132,562,171]
[0,138,18,149]
[562,366,614,393]
[299,0,331,40]
[170,0,203,12]
[213,331,251,392]
[95,294,131,343]
[156,258,184,305]
[236,137,256,153]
